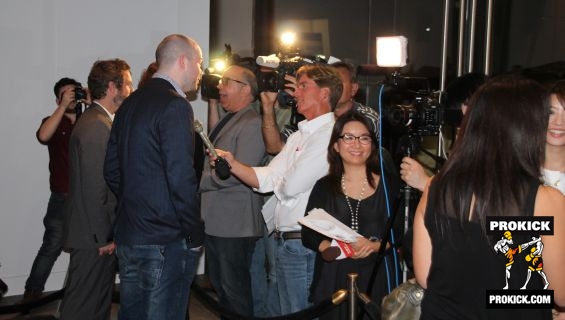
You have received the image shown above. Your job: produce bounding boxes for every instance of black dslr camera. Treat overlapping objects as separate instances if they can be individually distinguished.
[73,84,87,118]
[74,85,87,101]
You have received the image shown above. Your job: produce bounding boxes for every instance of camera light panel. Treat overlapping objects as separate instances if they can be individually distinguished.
[376,36,408,67]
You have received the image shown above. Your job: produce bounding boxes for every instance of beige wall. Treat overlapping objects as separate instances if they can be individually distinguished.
[0,0,210,295]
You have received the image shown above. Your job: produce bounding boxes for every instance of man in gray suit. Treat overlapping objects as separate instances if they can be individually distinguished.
[200,65,267,318]
[60,59,133,320]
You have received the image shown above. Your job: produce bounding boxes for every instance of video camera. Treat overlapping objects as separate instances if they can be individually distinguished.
[377,74,465,169]
[381,75,462,138]
[200,44,235,101]
[255,54,318,91]
[200,44,326,108]
[256,54,326,107]
[74,85,87,101]
[383,91,444,137]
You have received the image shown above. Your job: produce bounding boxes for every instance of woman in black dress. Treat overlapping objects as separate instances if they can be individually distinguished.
[413,74,565,319]
[301,106,400,320]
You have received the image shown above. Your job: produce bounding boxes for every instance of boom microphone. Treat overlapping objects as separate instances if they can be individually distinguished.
[194,120,231,180]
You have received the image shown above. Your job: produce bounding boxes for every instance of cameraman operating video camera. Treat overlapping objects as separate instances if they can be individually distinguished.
[260,61,365,155]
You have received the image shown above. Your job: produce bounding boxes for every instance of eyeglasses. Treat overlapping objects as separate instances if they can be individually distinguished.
[339,133,372,145]
[220,76,247,86]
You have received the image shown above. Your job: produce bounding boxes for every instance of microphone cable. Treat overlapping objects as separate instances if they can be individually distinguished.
[377,82,401,290]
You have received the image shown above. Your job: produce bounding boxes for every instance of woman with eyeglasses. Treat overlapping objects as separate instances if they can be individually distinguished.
[301,106,400,320]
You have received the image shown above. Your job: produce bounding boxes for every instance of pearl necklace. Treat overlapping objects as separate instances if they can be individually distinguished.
[341,174,367,232]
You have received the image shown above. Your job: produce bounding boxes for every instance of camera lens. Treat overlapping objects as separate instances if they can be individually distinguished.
[74,86,87,101]
[277,91,297,108]
[200,74,221,99]
[256,70,280,92]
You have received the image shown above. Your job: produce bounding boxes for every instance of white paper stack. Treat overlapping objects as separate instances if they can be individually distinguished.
[298,208,362,243]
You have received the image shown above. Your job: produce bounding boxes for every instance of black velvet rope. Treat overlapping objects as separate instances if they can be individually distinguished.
[0,281,379,319]
[191,282,380,320]
[191,282,338,320]
[0,288,62,315]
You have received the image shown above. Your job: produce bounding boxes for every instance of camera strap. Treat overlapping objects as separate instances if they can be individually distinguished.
[209,112,235,142]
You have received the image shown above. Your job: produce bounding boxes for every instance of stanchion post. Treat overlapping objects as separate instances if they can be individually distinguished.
[347,273,358,320]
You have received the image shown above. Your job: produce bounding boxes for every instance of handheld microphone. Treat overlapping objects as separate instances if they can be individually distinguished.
[194,120,231,180]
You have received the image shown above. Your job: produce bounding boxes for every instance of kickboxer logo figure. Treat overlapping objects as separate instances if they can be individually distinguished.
[493,231,542,289]
[520,237,549,290]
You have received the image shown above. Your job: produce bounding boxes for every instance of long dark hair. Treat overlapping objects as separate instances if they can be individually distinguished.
[549,79,565,105]
[327,109,381,194]
[430,74,549,236]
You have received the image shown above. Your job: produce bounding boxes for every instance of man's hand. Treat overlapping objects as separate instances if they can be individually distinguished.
[207,98,220,129]
[209,148,234,167]
[98,242,116,256]
[260,92,278,113]
[58,87,77,111]
[283,74,297,96]
[37,87,79,143]
[208,148,259,188]
[400,157,431,192]
[260,91,286,154]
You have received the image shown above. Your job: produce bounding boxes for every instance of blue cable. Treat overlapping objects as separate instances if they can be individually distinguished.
[377,82,401,290]
[384,253,392,293]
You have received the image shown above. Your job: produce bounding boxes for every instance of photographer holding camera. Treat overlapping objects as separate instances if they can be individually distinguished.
[22,77,88,302]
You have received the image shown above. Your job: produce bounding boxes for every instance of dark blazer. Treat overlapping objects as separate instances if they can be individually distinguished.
[65,103,116,249]
[199,104,268,237]
[104,78,204,247]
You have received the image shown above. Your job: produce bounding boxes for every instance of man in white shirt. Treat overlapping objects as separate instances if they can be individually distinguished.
[213,64,343,315]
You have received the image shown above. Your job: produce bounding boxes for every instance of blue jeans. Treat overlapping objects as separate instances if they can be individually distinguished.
[251,232,281,317]
[25,192,66,292]
[116,239,200,320]
[276,238,316,315]
[205,235,257,318]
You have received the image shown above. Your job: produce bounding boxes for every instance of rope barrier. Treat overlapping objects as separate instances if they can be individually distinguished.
[191,282,344,320]
[190,275,380,320]
[0,289,63,315]
[0,273,381,320]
